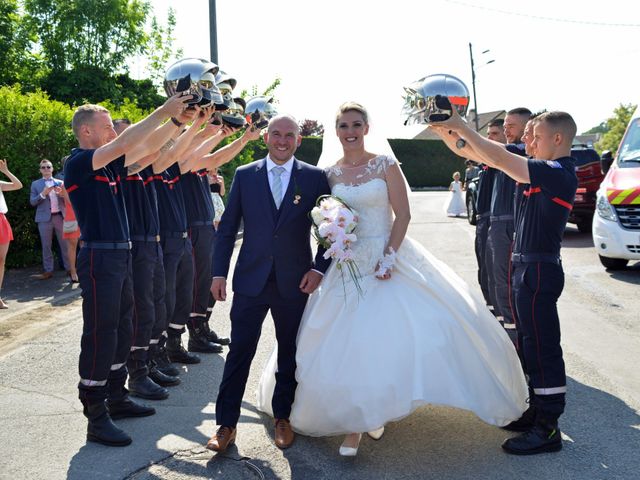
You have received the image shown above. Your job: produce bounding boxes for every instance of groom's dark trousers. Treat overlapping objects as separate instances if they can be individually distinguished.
[212,157,331,428]
[216,280,307,426]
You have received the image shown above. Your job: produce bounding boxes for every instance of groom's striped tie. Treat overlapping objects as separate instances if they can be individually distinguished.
[271,166,286,209]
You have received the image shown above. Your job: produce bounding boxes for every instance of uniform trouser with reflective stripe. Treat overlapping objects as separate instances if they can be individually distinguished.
[130,241,166,349]
[161,236,193,334]
[512,261,566,420]
[189,225,215,323]
[487,219,516,326]
[474,216,494,307]
[77,248,133,402]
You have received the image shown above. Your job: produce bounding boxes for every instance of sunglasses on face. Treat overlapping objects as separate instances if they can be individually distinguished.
[40,166,52,169]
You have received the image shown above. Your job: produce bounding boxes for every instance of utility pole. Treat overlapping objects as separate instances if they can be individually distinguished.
[469,42,479,132]
[209,0,218,64]
[468,43,495,132]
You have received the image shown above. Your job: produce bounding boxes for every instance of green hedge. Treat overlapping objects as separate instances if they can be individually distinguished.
[253,137,466,188]
[0,85,76,267]
[0,85,153,267]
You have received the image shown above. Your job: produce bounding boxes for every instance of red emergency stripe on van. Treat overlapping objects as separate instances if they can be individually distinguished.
[623,189,640,204]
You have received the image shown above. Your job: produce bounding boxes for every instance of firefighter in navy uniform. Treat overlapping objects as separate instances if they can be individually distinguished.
[434,110,578,455]
[474,119,506,311]
[486,108,531,344]
[179,167,228,353]
[65,95,190,447]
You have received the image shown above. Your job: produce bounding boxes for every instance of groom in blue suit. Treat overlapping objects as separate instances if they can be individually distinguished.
[207,114,331,452]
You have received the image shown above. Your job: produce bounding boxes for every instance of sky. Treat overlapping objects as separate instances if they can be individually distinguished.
[137,0,640,139]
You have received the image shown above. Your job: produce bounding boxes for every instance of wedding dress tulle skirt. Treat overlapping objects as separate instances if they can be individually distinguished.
[257,237,528,436]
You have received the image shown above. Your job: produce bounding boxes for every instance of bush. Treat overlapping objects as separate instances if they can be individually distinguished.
[0,85,76,267]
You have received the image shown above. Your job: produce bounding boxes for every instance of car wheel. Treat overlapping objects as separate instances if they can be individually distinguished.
[466,194,476,225]
[598,255,628,270]
[576,219,592,233]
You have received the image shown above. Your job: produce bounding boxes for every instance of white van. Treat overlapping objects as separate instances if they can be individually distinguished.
[592,105,640,269]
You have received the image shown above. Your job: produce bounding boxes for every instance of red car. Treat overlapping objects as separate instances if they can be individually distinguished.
[570,146,604,232]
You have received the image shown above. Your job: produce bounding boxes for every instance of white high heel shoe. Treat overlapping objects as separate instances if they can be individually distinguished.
[367,426,385,441]
[339,433,362,456]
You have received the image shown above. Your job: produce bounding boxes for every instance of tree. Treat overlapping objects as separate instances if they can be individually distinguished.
[299,119,324,137]
[145,7,184,89]
[23,0,151,73]
[0,0,40,88]
[595,103,637,154]
[584,122,608,135]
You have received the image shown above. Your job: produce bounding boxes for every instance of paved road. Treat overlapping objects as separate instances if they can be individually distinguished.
[0,192,638,480]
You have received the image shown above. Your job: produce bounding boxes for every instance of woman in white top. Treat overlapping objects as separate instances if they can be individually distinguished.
[0,159,23,308]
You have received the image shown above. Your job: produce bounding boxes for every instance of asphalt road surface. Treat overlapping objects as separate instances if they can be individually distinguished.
[0,191,638,480]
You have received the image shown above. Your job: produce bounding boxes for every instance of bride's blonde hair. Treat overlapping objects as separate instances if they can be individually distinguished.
[335,102,369,127]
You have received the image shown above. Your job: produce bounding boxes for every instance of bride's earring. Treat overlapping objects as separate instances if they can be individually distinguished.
[339,433,362,456]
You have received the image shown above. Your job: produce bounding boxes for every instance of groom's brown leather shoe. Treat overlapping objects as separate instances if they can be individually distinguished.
[274,418,294,449]
[206,426,236,452]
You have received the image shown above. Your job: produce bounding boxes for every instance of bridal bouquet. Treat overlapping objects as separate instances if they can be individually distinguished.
[310,195,363,295]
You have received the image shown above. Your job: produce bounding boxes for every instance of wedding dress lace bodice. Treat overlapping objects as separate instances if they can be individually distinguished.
[325,155,396,274]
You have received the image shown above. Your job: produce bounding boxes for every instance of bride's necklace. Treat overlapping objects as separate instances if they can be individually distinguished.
[343,153,370,167]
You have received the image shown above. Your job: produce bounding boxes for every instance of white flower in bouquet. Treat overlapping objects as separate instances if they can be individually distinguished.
[311,195,363,297]
[310,207,325,225]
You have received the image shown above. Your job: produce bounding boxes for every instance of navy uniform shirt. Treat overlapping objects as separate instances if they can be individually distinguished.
[513,157,577,256]
[154,163,188,233]
[181,169,214,226]
[490,144,526,217]
[476,165,496,216]
[121,166,160,237]
[64,149,129,242]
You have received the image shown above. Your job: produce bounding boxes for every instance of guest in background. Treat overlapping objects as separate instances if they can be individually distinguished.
[59,155,80,283]
[0,159,23,308]
[29,158,69,280]
[445,171,467,217]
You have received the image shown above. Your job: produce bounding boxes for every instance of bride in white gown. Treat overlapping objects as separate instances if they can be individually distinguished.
[257,102,528,455]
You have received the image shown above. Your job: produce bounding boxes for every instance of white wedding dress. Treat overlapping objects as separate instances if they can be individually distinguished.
[257,155,528,436]
[445,180,467,217]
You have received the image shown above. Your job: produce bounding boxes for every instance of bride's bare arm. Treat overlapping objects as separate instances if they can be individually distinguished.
[378,163,411,279]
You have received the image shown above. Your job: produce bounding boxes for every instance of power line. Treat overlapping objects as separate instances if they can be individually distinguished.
[442,0,640,27]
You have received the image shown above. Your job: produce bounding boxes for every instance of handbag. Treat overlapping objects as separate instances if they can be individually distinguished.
[63,220,78,233]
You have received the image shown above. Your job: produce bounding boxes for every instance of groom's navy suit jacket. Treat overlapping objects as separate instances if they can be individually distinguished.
[213,157,331,299]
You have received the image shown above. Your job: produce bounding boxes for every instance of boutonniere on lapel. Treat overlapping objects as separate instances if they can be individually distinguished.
[293,179,302,205]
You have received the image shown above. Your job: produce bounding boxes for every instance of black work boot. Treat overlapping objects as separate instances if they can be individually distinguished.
[502,405,536,432]
[127,355,169,400]
[151,344,181,377]
[166,332,201,364]
[502,418,562,455]
[148,358,181,387]
[187,319,223,353]
[202,320,230,346]
[106,378,156,420]
[83,399,132,447]
[107,395,157,420]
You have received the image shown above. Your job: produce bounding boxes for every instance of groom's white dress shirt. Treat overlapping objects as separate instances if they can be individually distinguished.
[266,155,294,206]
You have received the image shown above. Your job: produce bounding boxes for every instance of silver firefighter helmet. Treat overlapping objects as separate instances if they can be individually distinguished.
[220,97,247,129]
[402,73,470,124]
[244,96,277,129]
[215,70,237,91]
[163,58,225,109]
